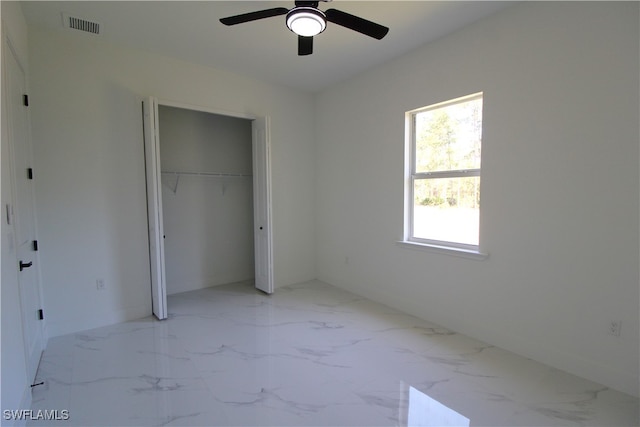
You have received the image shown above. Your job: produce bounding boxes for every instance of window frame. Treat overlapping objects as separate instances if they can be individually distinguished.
[403,92,486,257]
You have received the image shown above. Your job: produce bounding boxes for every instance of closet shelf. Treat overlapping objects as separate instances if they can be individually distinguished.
[160,171,251,195]
[161,171,252,178]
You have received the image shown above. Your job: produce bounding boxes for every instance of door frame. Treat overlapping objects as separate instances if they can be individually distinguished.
[143,97,275,315]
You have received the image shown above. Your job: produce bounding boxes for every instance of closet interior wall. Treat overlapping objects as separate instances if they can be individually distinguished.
[158,105,254,295]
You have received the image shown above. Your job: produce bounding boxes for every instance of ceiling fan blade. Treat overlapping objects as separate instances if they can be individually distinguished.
[220,7,288,26]
[325,8,389,40]
[298,36,313,56]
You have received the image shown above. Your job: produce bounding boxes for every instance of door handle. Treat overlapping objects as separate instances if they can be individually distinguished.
[19,260,33,272]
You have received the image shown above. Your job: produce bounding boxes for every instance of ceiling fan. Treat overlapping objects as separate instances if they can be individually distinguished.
[219,1,389,56]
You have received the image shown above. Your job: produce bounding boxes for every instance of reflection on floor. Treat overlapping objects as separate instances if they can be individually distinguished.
[29,280,638,426]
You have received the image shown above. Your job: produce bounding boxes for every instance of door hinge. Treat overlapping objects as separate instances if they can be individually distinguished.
[38,309,44,320]
[32,240,39,251]
[27,168,33,180]
[23,94,29,107]
[5,203,11,225]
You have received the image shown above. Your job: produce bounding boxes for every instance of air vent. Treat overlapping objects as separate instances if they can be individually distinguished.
[62,13,101,35]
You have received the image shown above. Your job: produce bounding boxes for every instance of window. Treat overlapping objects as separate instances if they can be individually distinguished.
[404,93,483,252]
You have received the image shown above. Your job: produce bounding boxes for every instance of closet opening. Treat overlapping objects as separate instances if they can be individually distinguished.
[160,104,254,296]
[143,98,273,320]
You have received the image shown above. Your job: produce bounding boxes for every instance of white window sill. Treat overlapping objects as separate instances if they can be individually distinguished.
[396,241,489,261]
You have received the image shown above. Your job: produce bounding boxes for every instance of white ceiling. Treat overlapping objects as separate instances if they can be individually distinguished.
[21,1,515,93]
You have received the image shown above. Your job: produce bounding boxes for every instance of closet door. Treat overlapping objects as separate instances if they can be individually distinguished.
[142,97,167,319]
[252,117,274,294]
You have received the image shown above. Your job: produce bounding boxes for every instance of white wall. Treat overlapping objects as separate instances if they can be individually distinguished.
[1,1,28,69]
[315,2,639,397]
[158,106,254,295]
[28,26,316,337]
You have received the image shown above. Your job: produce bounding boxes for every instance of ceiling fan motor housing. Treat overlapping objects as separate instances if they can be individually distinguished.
[286,7,327,37]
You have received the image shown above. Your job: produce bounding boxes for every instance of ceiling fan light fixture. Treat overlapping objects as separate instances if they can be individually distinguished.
[286,7,326,37]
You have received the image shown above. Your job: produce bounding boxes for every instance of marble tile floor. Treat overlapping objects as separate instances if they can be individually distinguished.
[29,280,638,427]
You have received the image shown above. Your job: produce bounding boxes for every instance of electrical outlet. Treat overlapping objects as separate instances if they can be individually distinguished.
[608,320,621,337]
[96,279,106,291]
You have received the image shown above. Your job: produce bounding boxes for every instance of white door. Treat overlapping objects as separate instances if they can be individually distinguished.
[3,39,45,382]
[142,97,167,320]
[252,117,274,294]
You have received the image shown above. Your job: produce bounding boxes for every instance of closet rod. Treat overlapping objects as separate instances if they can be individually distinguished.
[161,171,252,178]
